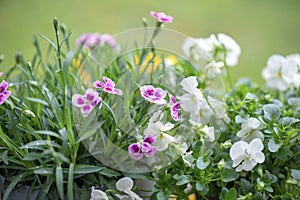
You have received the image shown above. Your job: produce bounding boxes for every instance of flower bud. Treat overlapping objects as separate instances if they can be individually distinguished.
[23,110,36,118]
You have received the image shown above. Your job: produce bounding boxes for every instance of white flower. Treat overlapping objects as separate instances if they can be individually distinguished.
[217,33,241,66]
[178,76,203,113]
[262,55,298,91]
[230,138,265,172]
[209,97,230,124]
[201,125,215,142]
[182,33,241,67]
[144,121,175,151]
[205,61,224,78]
[287,54,300,88]
[189,99,214,125]
[237,117,265,142]
[116,177,142,200]
[90,187,109,200]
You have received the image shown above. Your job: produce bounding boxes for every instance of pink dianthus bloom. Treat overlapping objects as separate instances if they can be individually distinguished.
[0,80,11,105]
[93,77,122,95]
[150,11,173,23]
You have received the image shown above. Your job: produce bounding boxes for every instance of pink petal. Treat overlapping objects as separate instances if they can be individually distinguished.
[103,77,115,88]
[93,81,105,88]
[81,105,92,117]
[85,89,98,102]
[72,94,85,107]
[144,147,156,158]
[90,97,102,107]
[143,135,155,145]
[0,80,8,93]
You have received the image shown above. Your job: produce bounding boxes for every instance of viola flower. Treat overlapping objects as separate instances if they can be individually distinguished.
[201,125,215,142]
[150,11,173,23]
[115,177,143,200]
[262,55,298,91]
[76,33,101,49]
[205,60,224,78]
[230,138,265,172]
[140,85,167,105]
[90,187,108,200]
[217,33,241,66]
[178,76,203,113]
[72,88,102,117]
[169,94,181,121]
[0,80,11,105]
[144,121,175,151]
[93,77,122,95]
[189,99,214,125]
[128,135,156,160]
[237,117,265,142]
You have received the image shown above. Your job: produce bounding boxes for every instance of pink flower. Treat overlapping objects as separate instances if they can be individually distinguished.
[76,33,101,49]
[93,77,122,95]
[128,135,156,160]
[0,80,11,105]
[99,34,117,49]
[0,72,3,77]
[150,11,173,23]
[169,94,181,121]
[72,88,102,117]
[140,85,166,105]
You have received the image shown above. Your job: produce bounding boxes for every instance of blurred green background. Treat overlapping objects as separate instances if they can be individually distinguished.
[1,0,300,84]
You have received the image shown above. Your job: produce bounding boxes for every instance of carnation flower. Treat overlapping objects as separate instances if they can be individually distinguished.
[128,135,156,160]
[168,94,181,121]
[0,80,11,105]
[140,85,167,105]
[144,121,175,151]
[230,138,265,172]
[76,33,101,49]
[150,11,173,23]
[94,77,122,95]
[72,89,102,117]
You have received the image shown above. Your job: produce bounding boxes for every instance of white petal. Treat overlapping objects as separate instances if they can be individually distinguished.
[90,187,109,200]
[242,159,257,171]
[154,133,175,151]
[252,152,265,163]
[230,141,248,160]
[249,138,264,153]
[246,118,260,129]
[127,191,143,200]
[162,122,174,131]
[116,177,134,192]
[232,154,246,168]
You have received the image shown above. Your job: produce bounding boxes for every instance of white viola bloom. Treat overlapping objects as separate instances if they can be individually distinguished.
[293,74,300,88]
[90,187,109,200]
[262,55,298,91]
[201,125,215,142]
[205,61,224,78]
[178,76,203,113]
[237,117,265,142]
[144,121,175,151]
[182,37,211,61]
[189,99,214,125]
[230,138,265,172]
[116,177,142,200]
[217,33,241,66]
[287,54,300,88]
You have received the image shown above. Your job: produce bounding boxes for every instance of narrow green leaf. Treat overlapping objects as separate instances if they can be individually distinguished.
[2,150,9,165]
[21,140,60,149]
[68,163,74,200]
[38,33,57,50]
[99,168,121,177]
[3,171,29,200]
[76,121,104,143]
[36,130,63,140]
[73,164,104,174]
[63,49,74,75]
[25,97,49,106]
[56,166,64,199]
[34,167,54,175]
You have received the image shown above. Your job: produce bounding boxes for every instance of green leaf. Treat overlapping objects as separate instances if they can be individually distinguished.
[34,167,54,175]
[35,130,63,140]
[23,153,43,161]
[2,150,9,165]
[291,169,300,181]
[173,174,191,186]
[2,171,29,200]
[73,164,104,174]
[25,97,49,106]
[263,104,281,121]
[21,140,60,149]
[38,33,57,50]
[56,166,64,199]
[268,138,282,153]
[63,49,74,75]
[241,178,253,194]
[224,188,237,200]
[222,169,239,182]
[196,157,210,169]
[195,182,209,195]
[68,163,74,200]
[76,121,104,143]
[99,168,121,177]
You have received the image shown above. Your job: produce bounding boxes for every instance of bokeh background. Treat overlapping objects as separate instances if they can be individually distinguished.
[1,0,300,84]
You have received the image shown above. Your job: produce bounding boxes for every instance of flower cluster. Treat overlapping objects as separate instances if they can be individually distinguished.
[262,54,300,91]
[0,72,11,105]
[72,77,122,117]
[76,32,117,50]
[128,135,156,160]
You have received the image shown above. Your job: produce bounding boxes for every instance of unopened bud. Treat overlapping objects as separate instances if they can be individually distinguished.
[23,110,36,118]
